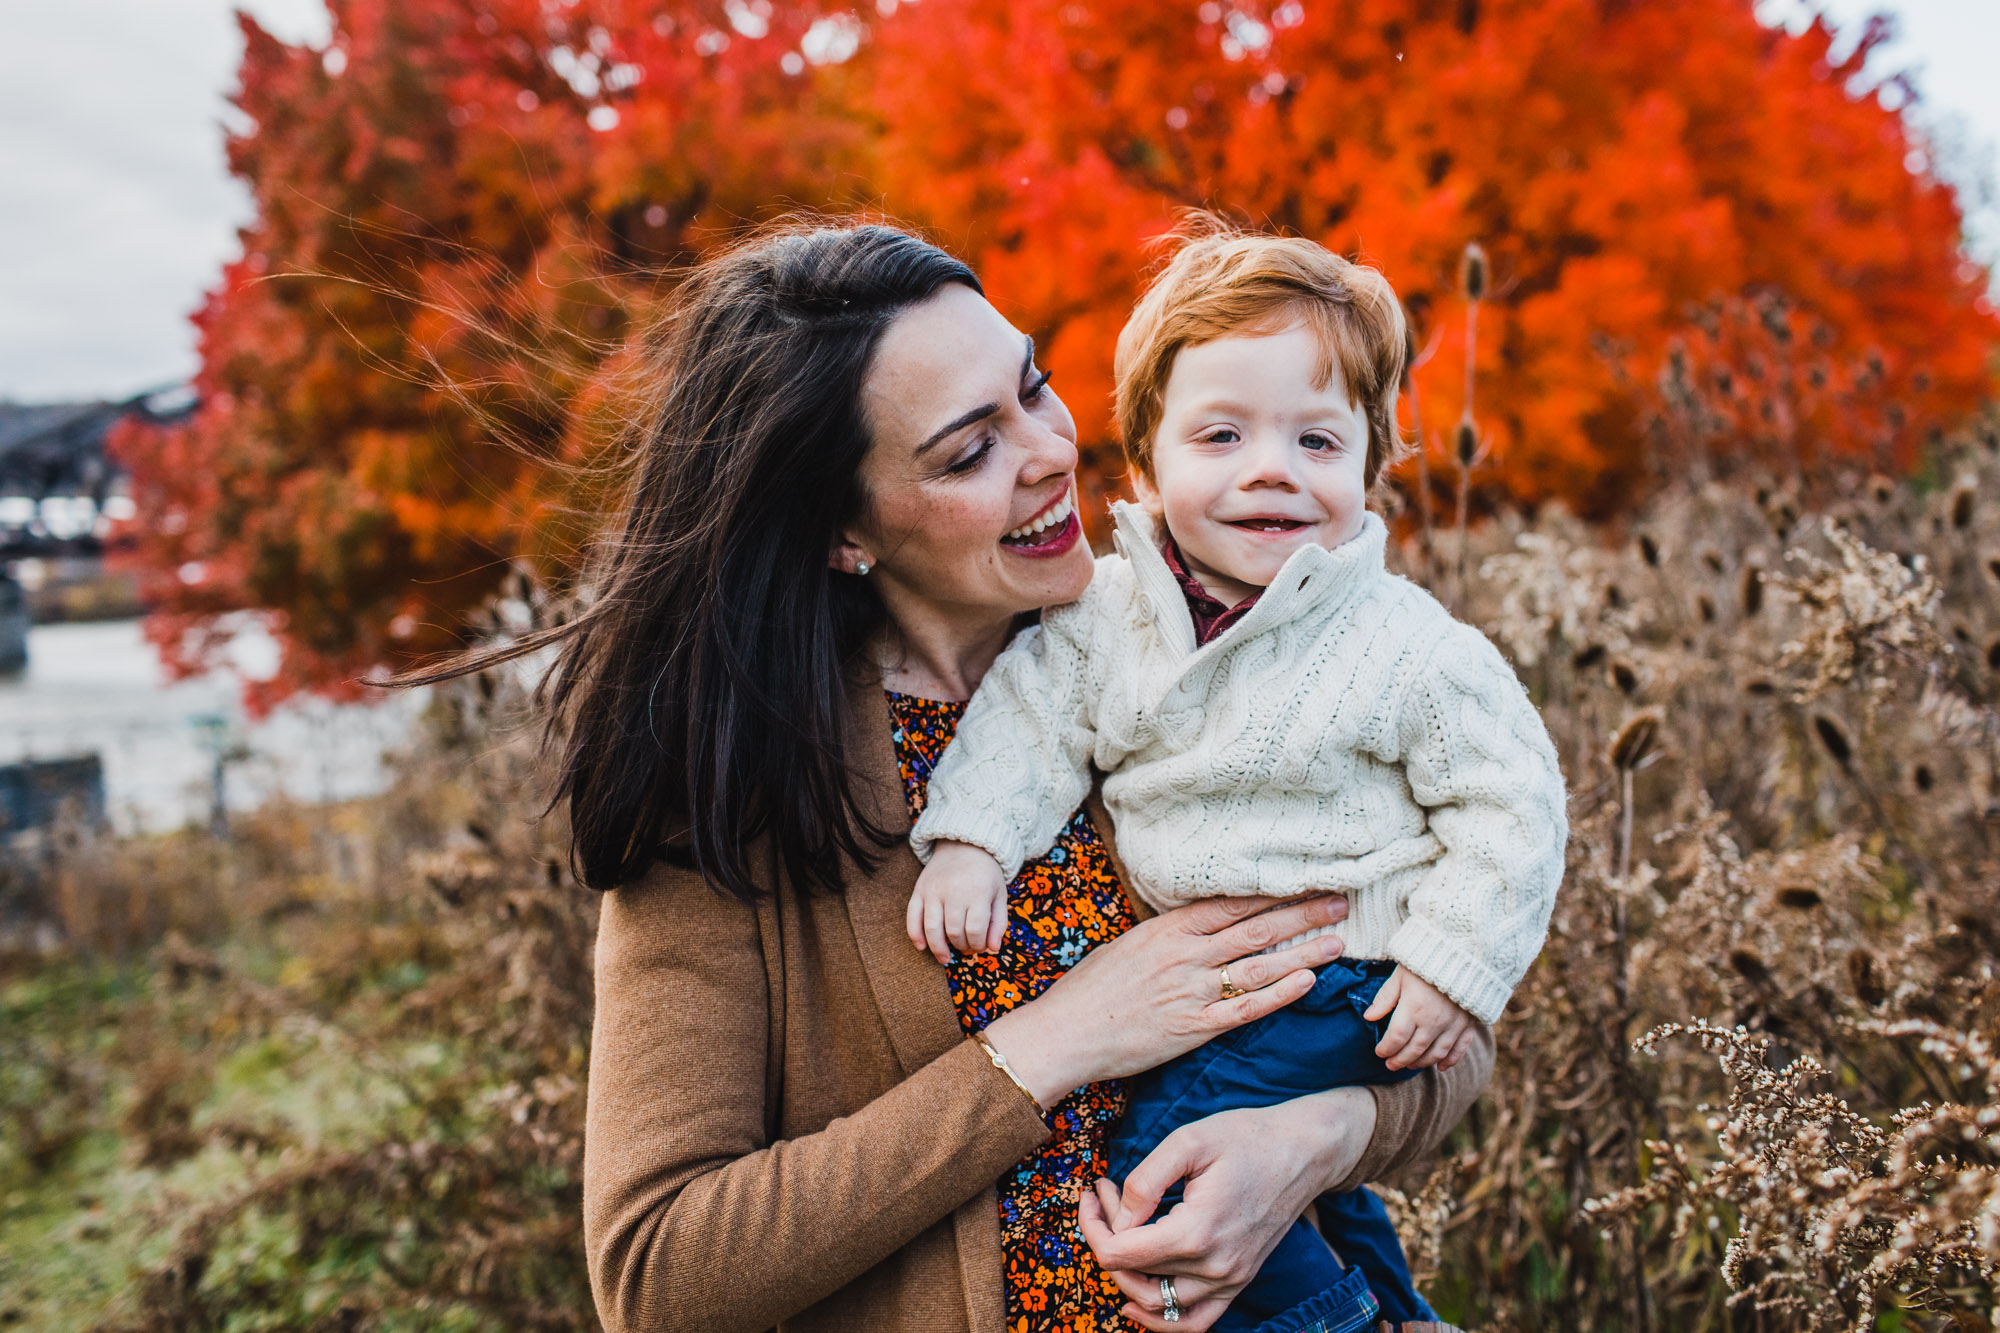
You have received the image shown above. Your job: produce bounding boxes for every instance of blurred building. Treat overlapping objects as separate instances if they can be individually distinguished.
[0,385,191,635]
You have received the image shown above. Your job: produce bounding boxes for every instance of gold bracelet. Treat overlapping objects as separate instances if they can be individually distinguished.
[973,1030,1045,1117]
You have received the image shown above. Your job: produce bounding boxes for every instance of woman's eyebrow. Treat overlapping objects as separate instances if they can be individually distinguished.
[913,335,1038,456]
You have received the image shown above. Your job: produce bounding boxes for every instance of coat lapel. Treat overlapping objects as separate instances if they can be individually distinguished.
[841,675,968,1074]
[840,672,1010,1333]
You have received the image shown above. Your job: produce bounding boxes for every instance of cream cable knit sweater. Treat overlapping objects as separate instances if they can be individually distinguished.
[910,502,1568,1024]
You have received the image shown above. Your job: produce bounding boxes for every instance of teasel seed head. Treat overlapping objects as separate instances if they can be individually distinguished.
[1454,414,1478,467]
[1811,714,1853,772]
[1741,565,1764,617]
[1848,949,1886,1005]
[1460,242,1488,302]
[1728,948,1771,985]
[1610,659,1639,695]
[1609,707,1662,773]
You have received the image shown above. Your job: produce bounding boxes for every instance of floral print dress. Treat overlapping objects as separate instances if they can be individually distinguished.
[888,690,1138,1333]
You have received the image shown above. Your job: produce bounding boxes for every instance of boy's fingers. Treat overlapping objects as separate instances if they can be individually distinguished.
[962,900,989,953]
[906,888,926,950]
[924,899,951,965]
[1404,1028,1449,1069]
[985,899,1008,953]
[1375,1005,1416,1060]
[1362,969,1402,1022]
[1387,1023,1435,1070]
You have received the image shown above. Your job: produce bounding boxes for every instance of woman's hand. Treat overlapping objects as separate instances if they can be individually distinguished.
[980,895,1349,1108]
[1077,1087,1377,1331]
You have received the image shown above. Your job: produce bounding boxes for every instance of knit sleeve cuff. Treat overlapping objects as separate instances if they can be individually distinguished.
[910,805,1029,880]
[1387,914,1513,1025]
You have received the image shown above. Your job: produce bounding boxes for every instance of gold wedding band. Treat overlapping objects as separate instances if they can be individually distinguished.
[1218,964,1246,1000]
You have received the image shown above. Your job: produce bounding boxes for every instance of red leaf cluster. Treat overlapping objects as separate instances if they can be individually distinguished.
[114,0,1998,703]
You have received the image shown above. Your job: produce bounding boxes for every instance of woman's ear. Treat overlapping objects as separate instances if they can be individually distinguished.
[828,536,876,576]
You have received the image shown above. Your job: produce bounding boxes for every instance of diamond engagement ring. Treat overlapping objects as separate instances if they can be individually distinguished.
[1159,1275,1182,1323]
[1218,964,1246,1000]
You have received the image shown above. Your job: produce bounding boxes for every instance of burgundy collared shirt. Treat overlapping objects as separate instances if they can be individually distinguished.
[1161,538,1264,646]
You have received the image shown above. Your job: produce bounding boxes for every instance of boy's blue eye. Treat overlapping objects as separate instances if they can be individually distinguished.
[1301,432,1339,452]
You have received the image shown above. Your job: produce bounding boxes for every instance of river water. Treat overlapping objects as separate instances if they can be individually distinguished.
[0,619,427,832]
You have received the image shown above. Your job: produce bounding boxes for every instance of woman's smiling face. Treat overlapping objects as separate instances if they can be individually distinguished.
[1137,321,1371,608]
[846,282,1093,623]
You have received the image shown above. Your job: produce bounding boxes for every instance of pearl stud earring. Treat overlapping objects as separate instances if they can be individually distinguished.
[856,560,872,576]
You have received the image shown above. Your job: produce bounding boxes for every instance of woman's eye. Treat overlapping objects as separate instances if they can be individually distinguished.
[945,437,995,475]
[1023,369,1054,401]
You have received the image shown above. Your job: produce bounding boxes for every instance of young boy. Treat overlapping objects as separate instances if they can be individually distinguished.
[907,225,1568,1330]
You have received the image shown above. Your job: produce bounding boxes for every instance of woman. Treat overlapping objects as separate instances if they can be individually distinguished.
[524,221,1491,1332]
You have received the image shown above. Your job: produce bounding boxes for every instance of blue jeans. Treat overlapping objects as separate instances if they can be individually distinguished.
[1103,957,1435,1332]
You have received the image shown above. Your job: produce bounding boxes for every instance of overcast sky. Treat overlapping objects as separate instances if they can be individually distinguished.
[1,0,1995,404]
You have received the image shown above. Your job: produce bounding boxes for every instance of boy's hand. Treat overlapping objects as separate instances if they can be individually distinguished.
[1362,966,1475,1071]
[905,840,1010,965]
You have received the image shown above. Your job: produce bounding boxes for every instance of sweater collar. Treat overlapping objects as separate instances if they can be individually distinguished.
[1109,501,1389,657]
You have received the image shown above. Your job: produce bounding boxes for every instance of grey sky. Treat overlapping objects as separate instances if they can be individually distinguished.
[0,0,1994,404]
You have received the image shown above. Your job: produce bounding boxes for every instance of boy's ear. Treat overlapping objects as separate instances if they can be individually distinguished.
[1128,467,1165,517]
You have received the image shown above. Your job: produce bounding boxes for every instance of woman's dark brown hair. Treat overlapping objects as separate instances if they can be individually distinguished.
[417,221,980,899]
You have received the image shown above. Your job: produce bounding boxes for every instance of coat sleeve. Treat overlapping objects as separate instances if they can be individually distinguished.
[582,864,1052,1333]
[1390,620,1570,1023]
[910,589,1108,879]
[1330,1021,1495,1193]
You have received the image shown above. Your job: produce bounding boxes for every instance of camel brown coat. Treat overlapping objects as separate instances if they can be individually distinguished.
[582,681,1494,1333]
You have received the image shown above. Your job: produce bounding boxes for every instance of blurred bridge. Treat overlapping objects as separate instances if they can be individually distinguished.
[0,384,191,557]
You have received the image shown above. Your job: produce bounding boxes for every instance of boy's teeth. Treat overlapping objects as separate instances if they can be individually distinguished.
[1005,496,1071,541]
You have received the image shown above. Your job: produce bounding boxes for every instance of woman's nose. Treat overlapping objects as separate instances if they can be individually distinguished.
[1020,416,1079,485]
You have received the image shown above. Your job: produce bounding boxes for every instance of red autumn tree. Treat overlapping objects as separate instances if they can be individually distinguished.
[114,0,865,705]
[118,0,1996,702]
[865,0,1996,514]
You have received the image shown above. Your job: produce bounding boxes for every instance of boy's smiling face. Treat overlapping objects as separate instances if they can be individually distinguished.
[1135,321,1371,609]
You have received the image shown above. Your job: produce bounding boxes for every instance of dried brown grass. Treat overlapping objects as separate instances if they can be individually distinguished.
[14,414,2000,1329]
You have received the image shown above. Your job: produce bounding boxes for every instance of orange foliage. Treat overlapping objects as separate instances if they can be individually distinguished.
[114,0,1996,701]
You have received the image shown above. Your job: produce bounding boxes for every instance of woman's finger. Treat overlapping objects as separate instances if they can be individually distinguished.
[1168,893,1298,936]
[1204,895,1348,963]
[1120,1295,1229,1332]
[1212,932,1345,994]
[1100,1260,1223,1314]
[905,889,926,951]
[1202,967,1318,1034]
